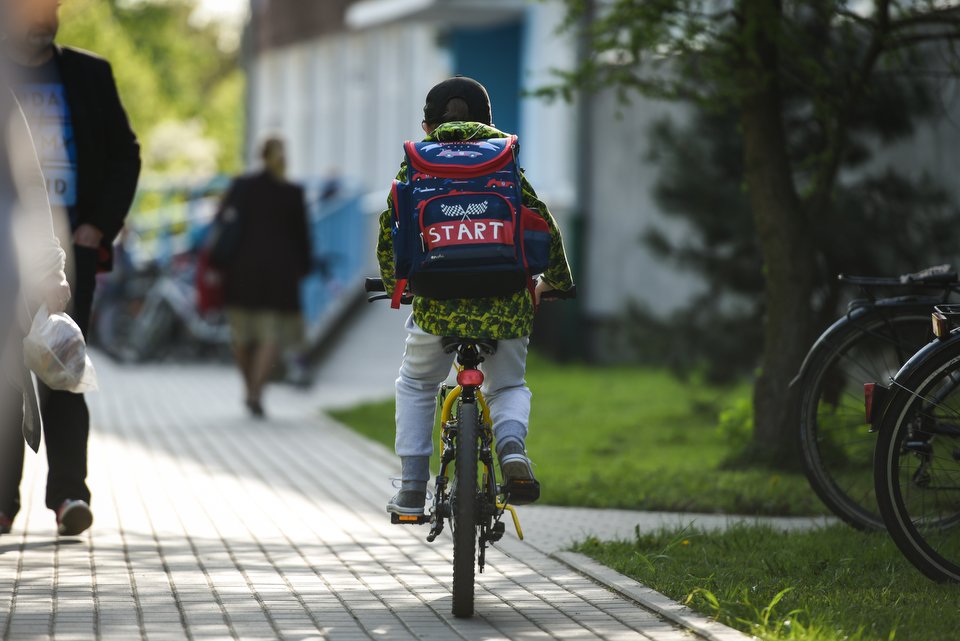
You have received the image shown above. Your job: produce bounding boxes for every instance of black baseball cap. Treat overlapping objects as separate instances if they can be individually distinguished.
[423,76,493,126]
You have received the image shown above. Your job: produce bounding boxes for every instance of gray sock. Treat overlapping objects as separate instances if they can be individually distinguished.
[400,456,430,492]
[496,434,526,459]
[495,421,527,453]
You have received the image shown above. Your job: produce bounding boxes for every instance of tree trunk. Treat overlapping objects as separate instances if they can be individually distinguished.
[738,0,817,467]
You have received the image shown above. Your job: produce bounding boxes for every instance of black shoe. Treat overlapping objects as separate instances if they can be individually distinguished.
[246,399,265,419]
[386,490,426,517]
[499,441,540,505]
[57,500,93,536]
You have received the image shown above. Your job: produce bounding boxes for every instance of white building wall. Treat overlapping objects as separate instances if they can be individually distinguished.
[586,92,704,319]
[247,23,450,197]
[517,2,577,214]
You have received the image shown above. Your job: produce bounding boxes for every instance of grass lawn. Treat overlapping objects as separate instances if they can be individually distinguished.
[576,524,959,641]
[330,354,828,516]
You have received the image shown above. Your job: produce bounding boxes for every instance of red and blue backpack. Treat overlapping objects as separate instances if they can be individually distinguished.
[389,135,551,308]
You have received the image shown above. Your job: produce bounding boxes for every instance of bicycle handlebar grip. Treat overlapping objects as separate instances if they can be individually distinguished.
[365,278,386,293]
[542,285,578,301]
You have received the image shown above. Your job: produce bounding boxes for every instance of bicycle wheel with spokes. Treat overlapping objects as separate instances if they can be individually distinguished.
[451,400,478,618]
[799,307,934,530]
[875,339,960,581]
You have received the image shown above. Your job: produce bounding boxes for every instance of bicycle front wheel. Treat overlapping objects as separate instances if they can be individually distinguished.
[874,339,960,581]
[799,307,933,530]
[451,400,478,617]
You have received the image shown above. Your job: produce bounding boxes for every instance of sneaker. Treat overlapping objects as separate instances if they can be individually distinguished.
[56,500,93,536]
[499,441,540,505]
[386,490,426,517]
[246,399,265,419]
[0,512,11,535]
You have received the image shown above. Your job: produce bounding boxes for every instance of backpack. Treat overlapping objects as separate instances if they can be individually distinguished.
[206,181,245,269]
[389,135,551,308]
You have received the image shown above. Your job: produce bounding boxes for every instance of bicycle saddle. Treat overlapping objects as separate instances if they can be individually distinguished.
[900,265,957,285]
[838,265,958,287]
[441,337,498,355]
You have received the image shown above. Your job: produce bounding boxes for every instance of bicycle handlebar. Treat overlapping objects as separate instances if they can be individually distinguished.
[365,278,386,293]
[364,278,577,302]
[542,285,577,301]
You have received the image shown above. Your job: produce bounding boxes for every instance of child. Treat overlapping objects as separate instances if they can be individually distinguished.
[377,76,574,517]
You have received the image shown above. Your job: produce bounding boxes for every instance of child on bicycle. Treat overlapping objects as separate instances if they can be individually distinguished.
[377,76,575,517]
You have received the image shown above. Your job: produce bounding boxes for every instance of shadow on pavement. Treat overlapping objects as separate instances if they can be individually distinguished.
[0,538,82,555]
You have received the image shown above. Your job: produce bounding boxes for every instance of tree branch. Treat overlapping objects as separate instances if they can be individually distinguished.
[806,0,892,213]
[889,5,960,30]
[836,7,877,28]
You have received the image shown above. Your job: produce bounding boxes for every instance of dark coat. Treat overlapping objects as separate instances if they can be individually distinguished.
[54,46,142,269]
[219,171,312,312]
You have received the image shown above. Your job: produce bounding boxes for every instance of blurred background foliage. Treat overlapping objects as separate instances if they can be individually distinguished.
[58,0,244,177]
[627,65,960,384]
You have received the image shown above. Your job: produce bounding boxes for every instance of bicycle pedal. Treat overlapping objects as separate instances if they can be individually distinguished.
[390,513,431,525]
[503,479,540,505]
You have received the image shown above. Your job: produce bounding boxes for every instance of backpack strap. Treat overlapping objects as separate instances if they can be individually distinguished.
[391,278,408,309]
[391,180,400,222]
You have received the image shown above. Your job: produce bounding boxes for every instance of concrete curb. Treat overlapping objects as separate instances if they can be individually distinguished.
[552,551,756,641]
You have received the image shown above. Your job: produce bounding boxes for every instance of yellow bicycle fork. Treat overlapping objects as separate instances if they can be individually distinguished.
[437,383,525,541]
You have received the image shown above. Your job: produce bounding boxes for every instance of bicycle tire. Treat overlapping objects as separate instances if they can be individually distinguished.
[129,298,177,362]
[874,339,960,582]
[92,300,138,362]
[451,400,478,618]
[798,307,934,530]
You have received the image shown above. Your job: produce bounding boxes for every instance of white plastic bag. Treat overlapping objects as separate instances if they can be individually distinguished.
[23,305,98,393]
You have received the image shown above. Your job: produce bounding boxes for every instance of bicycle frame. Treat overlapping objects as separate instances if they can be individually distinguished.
[411,351,525,575]
[437,374,524,539]
[363,275,575,615]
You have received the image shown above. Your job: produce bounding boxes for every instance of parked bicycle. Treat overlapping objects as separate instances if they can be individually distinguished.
[93,252,232,363]
[365,277,575,617]
[870,302,960,581]
[793,265,958,530]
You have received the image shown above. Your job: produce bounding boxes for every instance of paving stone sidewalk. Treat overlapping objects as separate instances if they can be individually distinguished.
[0,309,766,641]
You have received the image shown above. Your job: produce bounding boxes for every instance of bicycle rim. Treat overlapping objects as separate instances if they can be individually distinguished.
[452,400,478,617]
[875,348,960,581]
[131,300,176,362]
[799,310,932,530]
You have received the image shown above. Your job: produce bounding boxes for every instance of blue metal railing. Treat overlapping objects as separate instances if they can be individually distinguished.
[300,186,369,337]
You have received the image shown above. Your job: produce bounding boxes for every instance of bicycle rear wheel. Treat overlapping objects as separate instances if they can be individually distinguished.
[874,341,960,581]
[799,307,933,529]
[451,400,478,618]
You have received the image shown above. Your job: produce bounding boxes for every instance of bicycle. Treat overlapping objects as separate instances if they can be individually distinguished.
[872,303,960,581]
[793,265,958,530]
[365,277,576,617]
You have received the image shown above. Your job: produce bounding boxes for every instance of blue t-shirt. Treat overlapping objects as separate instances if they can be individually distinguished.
[14,58,79,228]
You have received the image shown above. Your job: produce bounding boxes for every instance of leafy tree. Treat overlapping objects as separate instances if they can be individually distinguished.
[547,1,960,465]
[58,0,243,174]
[633,105,959,387]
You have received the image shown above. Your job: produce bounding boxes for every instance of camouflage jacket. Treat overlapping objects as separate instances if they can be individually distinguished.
[377,122,574,339]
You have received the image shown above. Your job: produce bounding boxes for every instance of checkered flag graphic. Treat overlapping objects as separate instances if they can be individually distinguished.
[440,201,489,218]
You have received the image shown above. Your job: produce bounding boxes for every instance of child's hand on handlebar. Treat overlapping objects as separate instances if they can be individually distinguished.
[534,278,555,305]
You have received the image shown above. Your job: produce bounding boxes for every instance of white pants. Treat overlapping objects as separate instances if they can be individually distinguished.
[395,315,531,462]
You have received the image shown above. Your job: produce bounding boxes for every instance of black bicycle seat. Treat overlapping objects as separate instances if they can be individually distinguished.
[900,265,958,285]
[441,337,498,355]
[838,265,958,288]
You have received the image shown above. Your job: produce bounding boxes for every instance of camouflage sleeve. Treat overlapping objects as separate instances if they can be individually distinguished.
[519,173,575,290]
[376,162,409,296]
